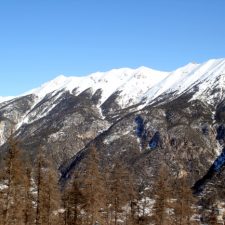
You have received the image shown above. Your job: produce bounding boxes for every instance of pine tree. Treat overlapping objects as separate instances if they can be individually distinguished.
[0,164,6,225]
[44,164,61,225]
[34,149,61,225]
[80,146,106,225]
[126,172,138,225]
[204,193,220,225]
[0,165,6,225]
[136,183,152,225]
[109,162,136,225]
[23,166,35,225]
[152,165,173,225]
[208,207,219,225]
[1,136,27,225]
[63,173,85,225]
[172,176,196,225]
[102,165,112,225]
[35,149,44,225]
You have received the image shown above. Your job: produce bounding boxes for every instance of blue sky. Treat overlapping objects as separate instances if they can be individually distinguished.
[1,0,225,96]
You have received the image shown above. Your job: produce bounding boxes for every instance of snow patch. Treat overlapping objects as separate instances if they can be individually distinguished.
[0,96,14,103]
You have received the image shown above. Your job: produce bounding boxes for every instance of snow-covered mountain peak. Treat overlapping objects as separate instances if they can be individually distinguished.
[191,58,225,105]
[20,67,169,106]
[0,58,225,146]
[1,58,225,110]
[141,58,225,105]
[23,75,77,99]
[176,62,200,72]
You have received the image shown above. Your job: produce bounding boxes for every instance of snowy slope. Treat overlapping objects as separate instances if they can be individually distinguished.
[143,58,225,104]
[1,67,167,131]
[0,96,14,103]
[0,58,225,129]
[0,58,224,109]
[143,62,200,102]
[21,58,225,108]
[191,59,225,104]
[23,67,169,107]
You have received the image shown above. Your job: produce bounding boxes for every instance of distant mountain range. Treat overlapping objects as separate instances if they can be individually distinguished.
[0,58,225,196]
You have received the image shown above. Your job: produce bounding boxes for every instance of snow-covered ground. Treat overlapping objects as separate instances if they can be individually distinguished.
[0,96,14,103]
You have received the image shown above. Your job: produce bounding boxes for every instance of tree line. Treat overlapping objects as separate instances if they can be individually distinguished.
[0,136,222,225]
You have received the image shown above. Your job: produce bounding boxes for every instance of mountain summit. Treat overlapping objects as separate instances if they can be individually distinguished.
[0,58,225,198]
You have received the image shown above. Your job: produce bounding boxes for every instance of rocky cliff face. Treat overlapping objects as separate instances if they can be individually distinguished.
[0,58,225,196]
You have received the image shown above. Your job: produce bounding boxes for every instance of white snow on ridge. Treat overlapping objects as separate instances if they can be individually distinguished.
[22,67,169,107]
[1,58,225,146]
[116,67,169,107]
[0,96,14,103]
[10,67,169,130]
[25,58,225,108]
[143,58,225,104]
[1,58,225,108]
[143,62,200,102]
[192,59,225,104]
[23,75,79,99]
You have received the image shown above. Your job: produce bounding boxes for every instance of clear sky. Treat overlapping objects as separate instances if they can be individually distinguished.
[0,0,225,96]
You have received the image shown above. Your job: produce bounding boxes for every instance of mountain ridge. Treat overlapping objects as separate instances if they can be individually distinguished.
[0,58,224,147]
[1,58,225,107]
[0,58,225,198]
